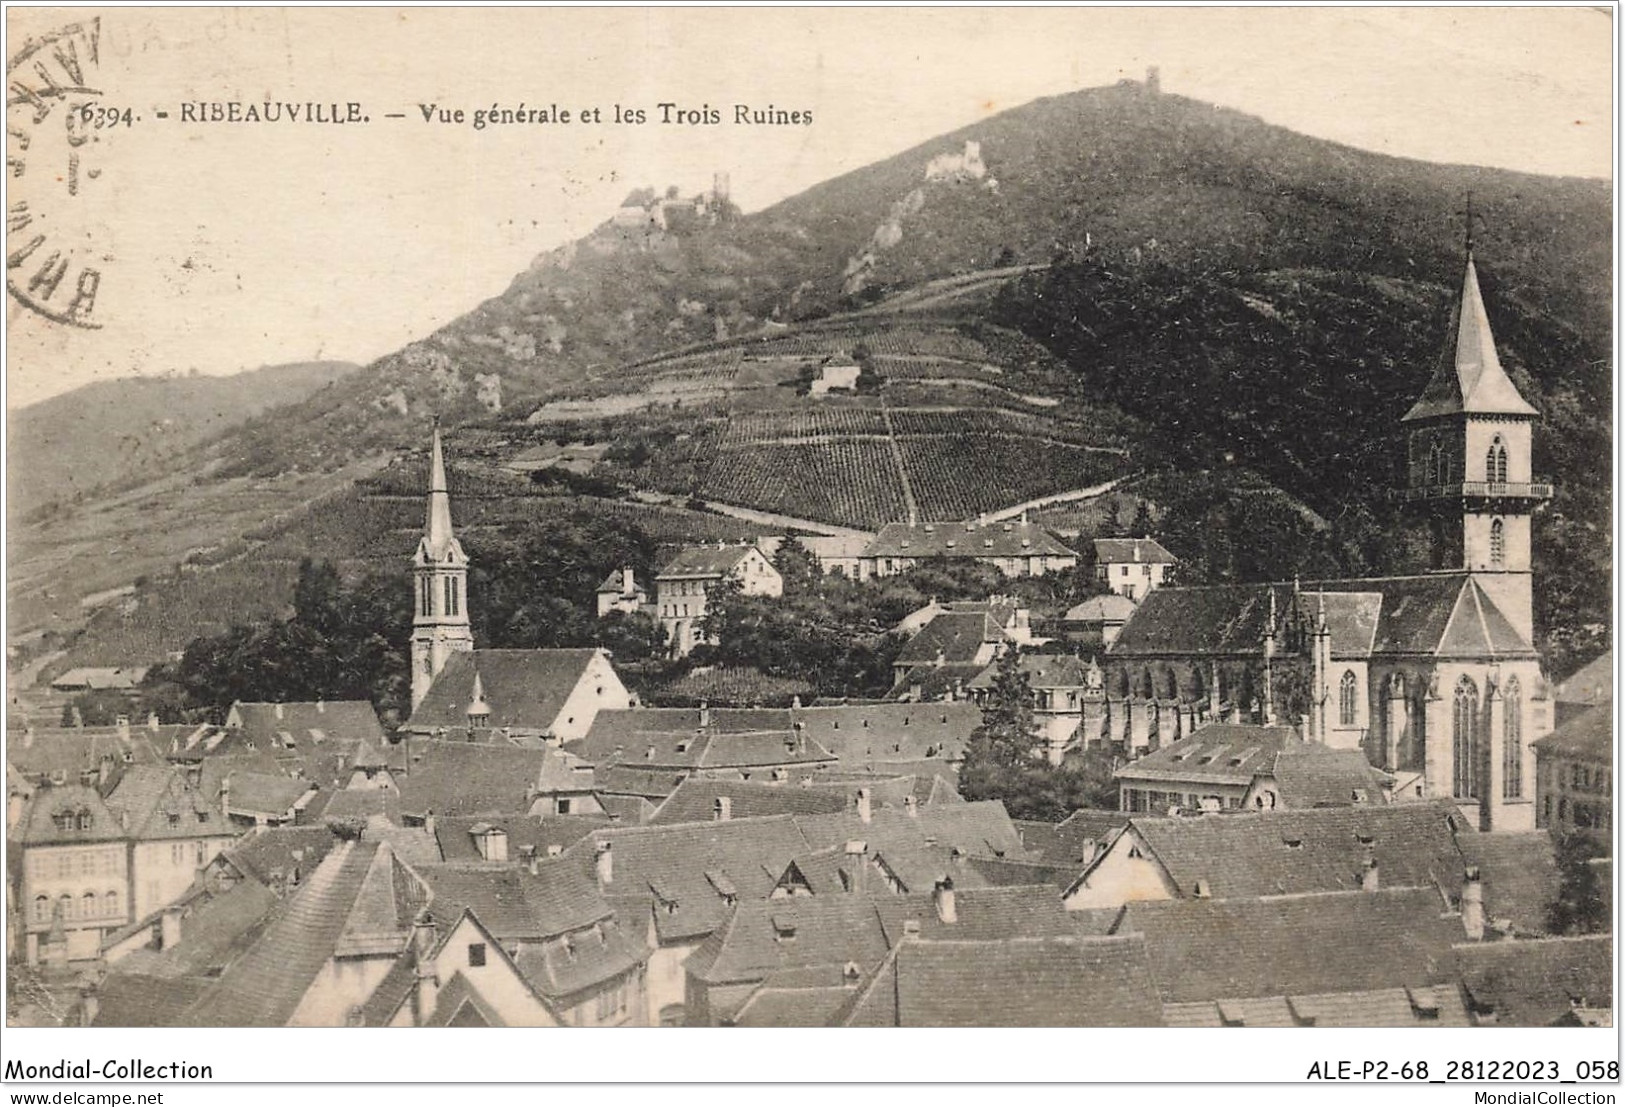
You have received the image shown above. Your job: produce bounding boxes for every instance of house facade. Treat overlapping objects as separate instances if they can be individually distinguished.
[1093,538,1177,601]
[655,544,783,658]
[858,520,1078,581]
[1532,702,1611,842]
[15,784,131,965]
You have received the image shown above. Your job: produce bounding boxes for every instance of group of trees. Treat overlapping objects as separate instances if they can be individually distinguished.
[154,511,672,724]
[957,648,1119,820]
[692,538,1113,700]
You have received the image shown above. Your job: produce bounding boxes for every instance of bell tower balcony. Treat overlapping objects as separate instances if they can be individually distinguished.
[1400,480,1552,507]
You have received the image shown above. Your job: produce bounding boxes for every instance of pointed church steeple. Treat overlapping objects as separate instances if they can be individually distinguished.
[1400,249,1550,645]
[409,421,474,714]
[1403,255,1539,423]
[424,418,458,560]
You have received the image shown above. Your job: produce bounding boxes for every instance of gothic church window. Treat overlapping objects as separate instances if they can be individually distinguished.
[1339,671,1358,727]
[1452,676,1479,800]
[1489,519,1505,567]
[1503,677,1523,799]
[1487,437,1508,484]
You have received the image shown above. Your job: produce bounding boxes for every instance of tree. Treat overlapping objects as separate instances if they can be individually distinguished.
[1547,831,1609,936]
[772,536,821,595]
[1103,498,1125,538]
[1130,499,1155,537]
[959,649,1041,807]
[60,690,132,727]
[593,610,667,665]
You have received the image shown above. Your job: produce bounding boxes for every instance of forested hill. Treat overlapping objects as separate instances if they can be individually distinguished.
[18,77,1612,682]
[9,361,356,518]
[197,78,1607,476]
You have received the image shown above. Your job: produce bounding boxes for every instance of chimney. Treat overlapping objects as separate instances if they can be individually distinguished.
[595,841,614,886]
[159,906,183,950]
[1360,854,1379,892]
[317,700,325,714]
[1461,866,1485,941]
[844,840,867,895]
[699,702,711,728]
[411,907,438,1027]
[714,796,732,822]
[97,754,114,791]
[115,715,130,741]
[218,774,232,820]
[519,844,538,875]
[424,809,437,840]
[934,877,957,924]
[274,703,284,721]
[622,566,635,594]
[904,795,918,818]
[856,787,872,824]
[147,713,161,732]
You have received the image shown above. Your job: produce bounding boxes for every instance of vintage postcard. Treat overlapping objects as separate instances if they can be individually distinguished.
[2,4,1615,1088]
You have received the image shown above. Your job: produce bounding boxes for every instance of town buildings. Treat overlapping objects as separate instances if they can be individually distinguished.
[856,520,1078,581]
[655,544,783,658]
[1098,255,1556,832]
[1094,537,1177,601]
[1533,702,1612,843]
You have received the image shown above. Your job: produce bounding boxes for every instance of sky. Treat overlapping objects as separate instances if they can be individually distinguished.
[3,6,1614,409]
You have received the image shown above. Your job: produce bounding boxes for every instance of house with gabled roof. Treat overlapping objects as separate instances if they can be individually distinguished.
[889,611,1011,700]
[835,933,1164,1027]
[1119,887,1472,1027]
[395,741,601,823]
[1532,700,1612,843]
[14,782,132,965]
[858,519,1078,581]
[1060,800,1558,931]
[402,648,632,745]
[225,700,385,747]
[1553,651,1611,726]
[1455,934,1613,1026]
[655,542,782,657]
[1114,723,1390,814]
[103,765,240,924]
[1093,537,1177,601]
[595,566,649,618]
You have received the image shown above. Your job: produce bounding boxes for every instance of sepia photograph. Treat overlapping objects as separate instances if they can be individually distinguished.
[1,3,1615,1087]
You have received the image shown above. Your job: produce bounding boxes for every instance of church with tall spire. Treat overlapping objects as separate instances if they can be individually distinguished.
[1091,250,1555,833]
[401,422,635,744]
[410,420,474,712]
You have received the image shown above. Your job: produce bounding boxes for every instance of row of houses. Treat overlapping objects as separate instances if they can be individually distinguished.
[594,529,1174,658]
[75,786,1607,1028]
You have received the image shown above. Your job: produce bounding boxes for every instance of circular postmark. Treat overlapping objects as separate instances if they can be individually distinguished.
[6,17,107,329]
